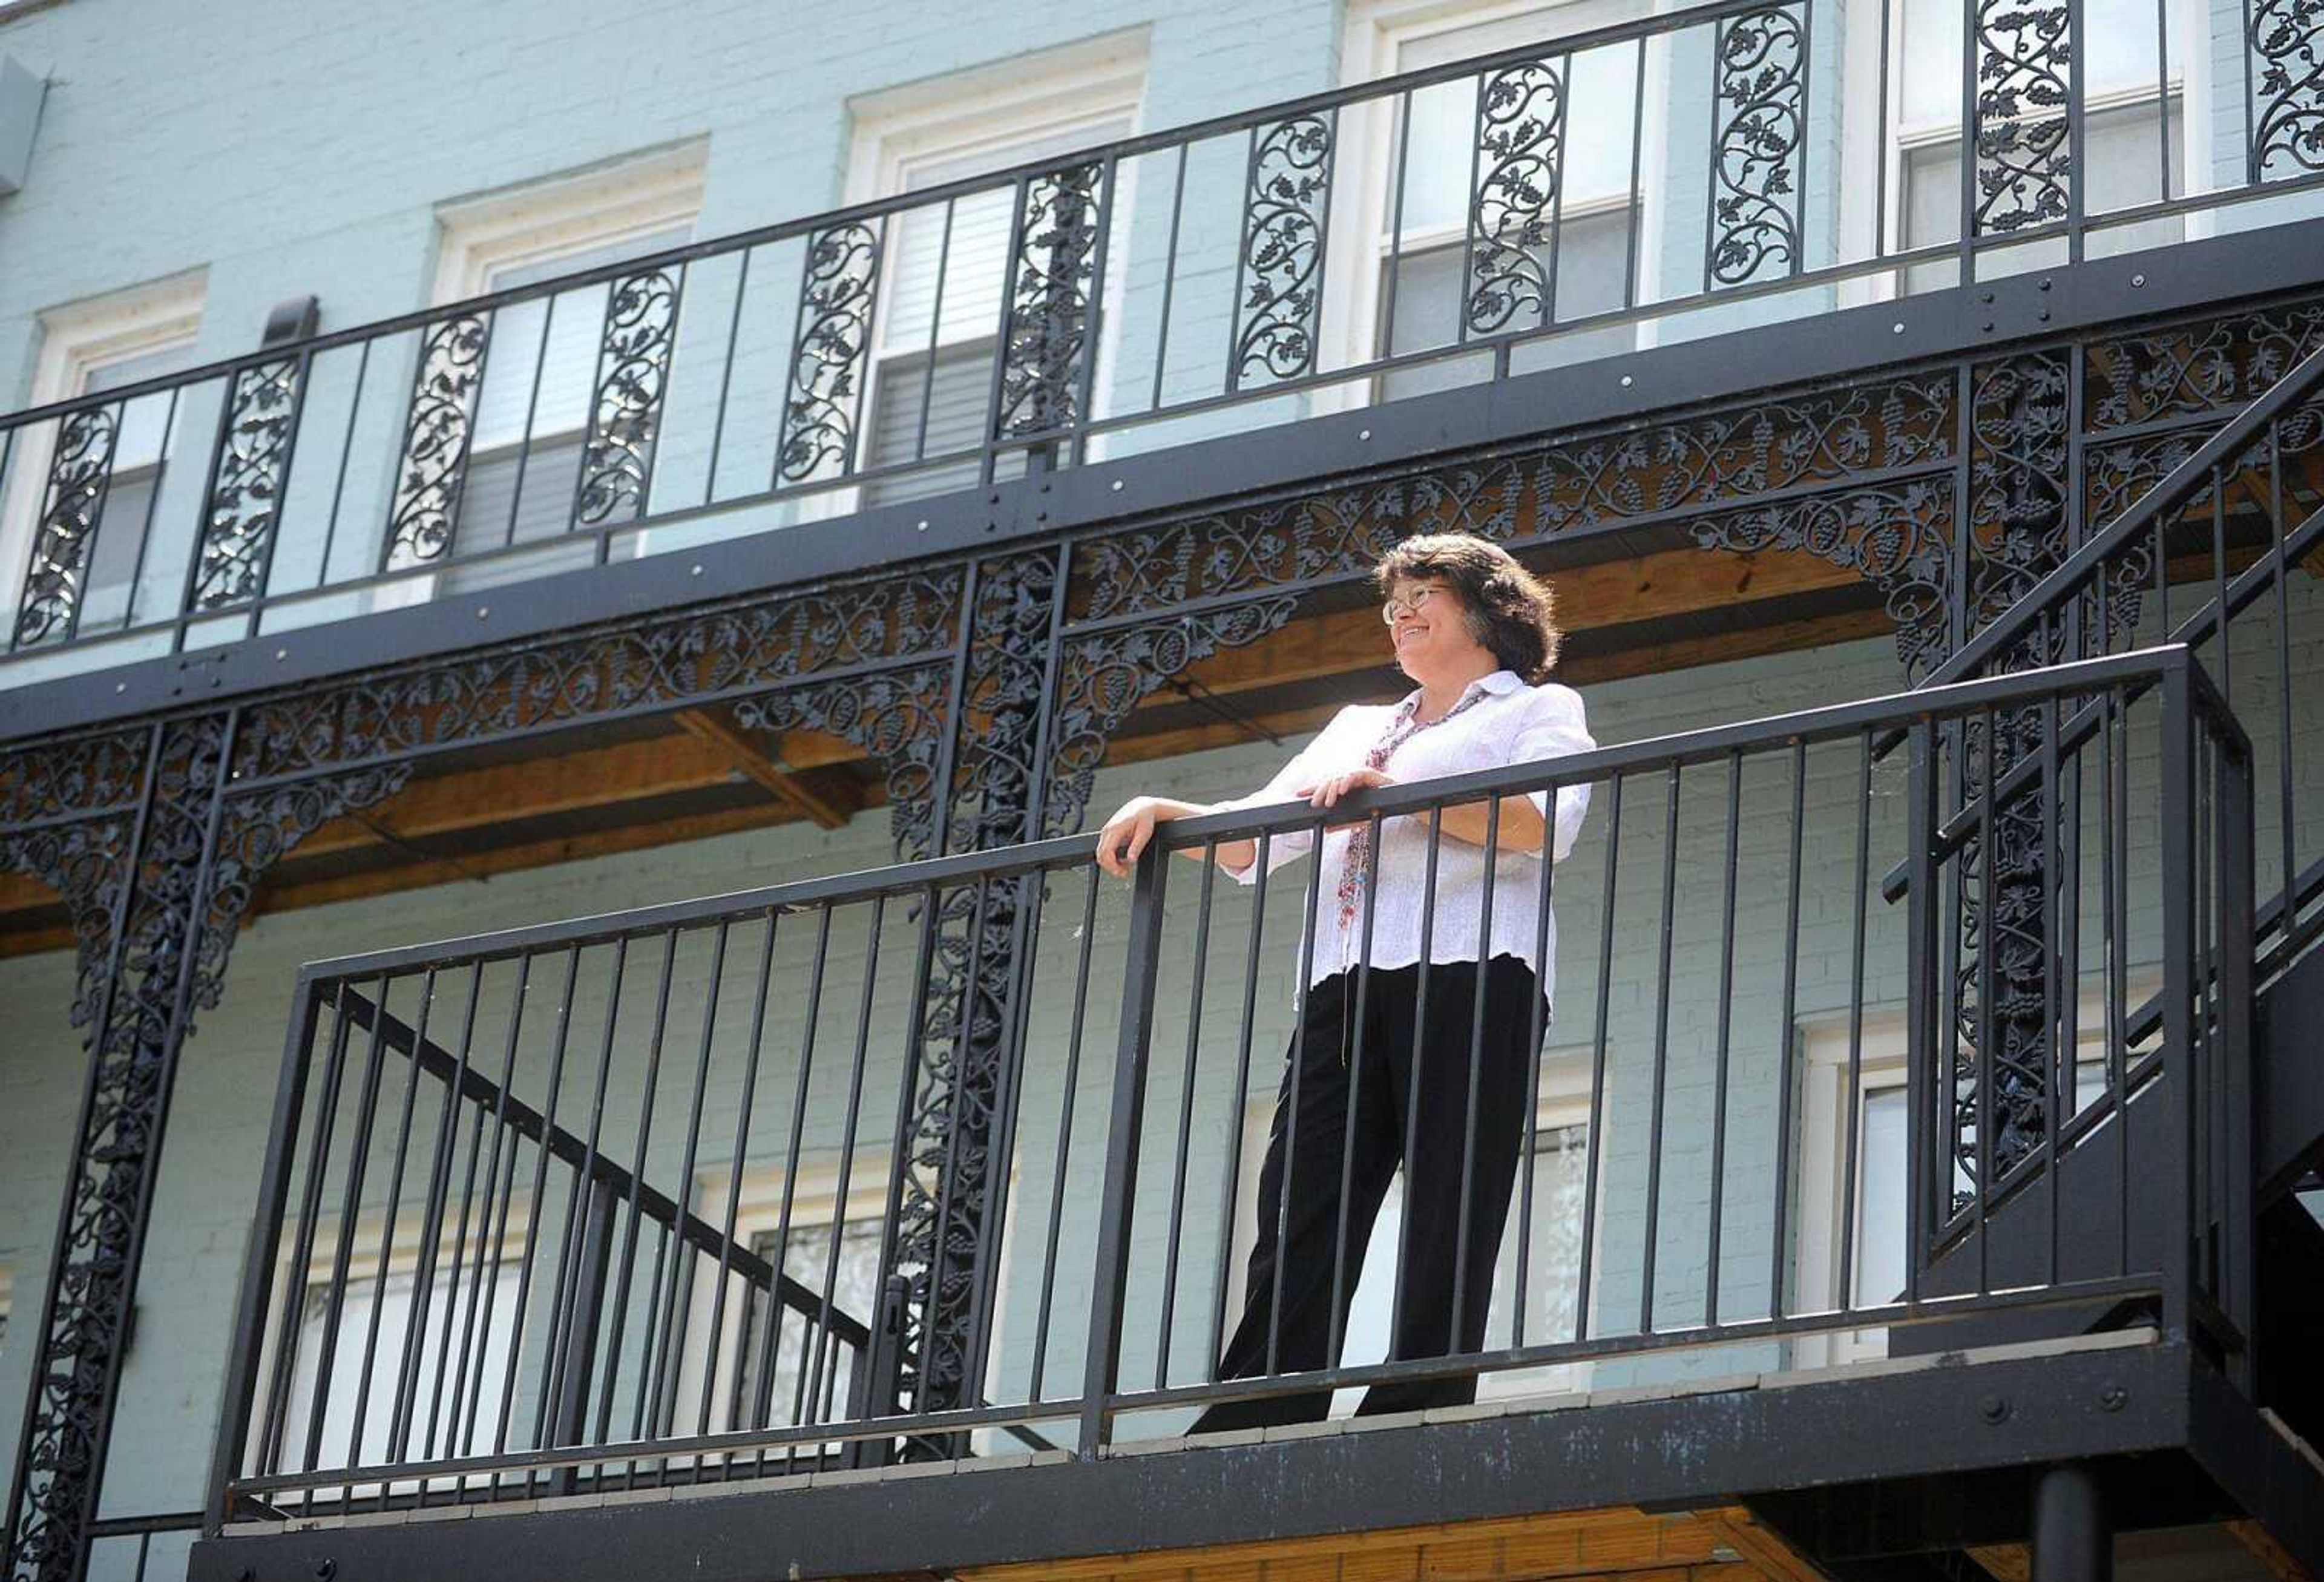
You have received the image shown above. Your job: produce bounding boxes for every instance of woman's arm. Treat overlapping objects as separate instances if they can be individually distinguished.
[1302,769,1544,854]
[1093,795,1262,878]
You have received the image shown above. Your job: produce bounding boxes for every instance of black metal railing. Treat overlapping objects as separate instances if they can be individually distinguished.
[206,645,2250,1521]
[7,0,2323,684]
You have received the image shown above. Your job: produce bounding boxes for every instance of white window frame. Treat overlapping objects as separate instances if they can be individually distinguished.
[827,31,1147,511]
[1221,1038,1603,1412]
[1848,0,2201,302]
[0,1264,14,1357]
[1325,0,1673,399]
[370,143,705,608]
[0,270,205,640]
[1791,973,2164,1371]
[246,1194,537,1495]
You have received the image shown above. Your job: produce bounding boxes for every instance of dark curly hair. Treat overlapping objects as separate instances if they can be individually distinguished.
[1373,533,1563,683]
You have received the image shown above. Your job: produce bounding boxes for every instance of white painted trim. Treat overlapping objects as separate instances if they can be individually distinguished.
[368,145,705,608]
[1789,973,2164,1370]
[1325,0,1663,395]
[808,33,1148,514]
[0,270,205,637]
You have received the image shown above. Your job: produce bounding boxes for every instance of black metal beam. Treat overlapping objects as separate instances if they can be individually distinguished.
[186,1344,2208,1582]
[10,209,2324,747]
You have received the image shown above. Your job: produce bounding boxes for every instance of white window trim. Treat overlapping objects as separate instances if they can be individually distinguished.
[818,31,1147,513]
[1221,1040,1602,1410]
[1325,0,1674,397]
[245,1194,539,1489]
[0,1264,14,1350]
[1840,0,2205,307]
[1790,971,2164,1371]
[369,145,705,609]
[0,269,206,637]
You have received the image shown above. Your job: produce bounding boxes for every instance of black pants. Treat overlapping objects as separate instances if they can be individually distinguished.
[1189,955,1540,1431]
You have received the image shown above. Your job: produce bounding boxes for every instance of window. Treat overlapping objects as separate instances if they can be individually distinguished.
[408,144,704,593]
[665,1155,898,1450]
[0,1264,13,1359]
[1890,0,2189,288]
[1793,980,2161,1368]
[842,33,1145,503]
[1223,1052,1598,1411]
[260,1203,532,1491]
[1338,0,1651,403]
[0,272,203,641]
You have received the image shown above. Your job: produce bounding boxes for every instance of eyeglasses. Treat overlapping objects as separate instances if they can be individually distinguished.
[1380,585,1448,625]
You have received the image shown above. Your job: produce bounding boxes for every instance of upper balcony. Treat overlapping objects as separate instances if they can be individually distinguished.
[4,0,2323,708]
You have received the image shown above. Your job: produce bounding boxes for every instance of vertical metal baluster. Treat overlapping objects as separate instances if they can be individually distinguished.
[1156,847,1219,1389]
[910,201,958,470]
[1267,820,1329,1381]
[1207,831,1273,1368]
[1875,0,1895,259]
[1702,20,1728,298]
[1903,723,1937,1311]
[1974,710,1997,1295]
[1796,0,1816,274]
[494,945,582,1474]
[799,898,886,1440]
[1384,806,1445,1364]
[451,954,533,1460]
[1449,796,1502,1347]
[300,973,396,1480]
[1327,812,1385,1365]
[533,939,629,1454]
[595,930,678,1466]
[1839,735,1872,1313]
[343,969,436,1495]
[2041,682,2064,1289]
[1149,144,1191,414]
[979,174,1033,486]
[747,905,831,1457]
[1456,71,1491,348]
[2210,461,2231,694]
[1706,750,1742,1328]
[691,911,780,1474]
[1378,90,1417,369]
[963,868,1052,1404]
[1227,125,1265,389]
[257,986,356,1474]
[2068,0,2086,263]
[2267,424,2296,903]
[1512,787,1560,1351]
[419,971,499,1465]
[1621,43,1646,313]
[1958,0,1980,286]
[120,386,181,629]
[389,962,485,1465]
[640,923,729,1460]
[1029,867,1103,1402]
[166,389,226,649]
[1770,743,1806,1320]
[1575,775,1622,1343]
[704,247,752,505]
[504,292,559,553]
[1068,156,1120,465]
[2102,687,2128,1279]
[1640,767,1680,1333]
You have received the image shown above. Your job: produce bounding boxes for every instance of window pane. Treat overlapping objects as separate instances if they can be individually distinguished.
[1900,0,2184,127]
[82,344,192,471]
[469,225,693,453]
[864,341,997,502]
[1377,205,1634,399]
[729,1219,885,1432]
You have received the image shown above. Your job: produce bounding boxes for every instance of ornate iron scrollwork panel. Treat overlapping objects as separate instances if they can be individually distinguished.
[192,356,304,611]
[1690,481,1955,678]
[1709,5,1807,287]
[997,163,1105,440]
[10,406,122,650]
[778,223,883,485]
[384,313,491,569]
[230,568,964,780]
[578,266,684,526]
[2085,299,2324,428]
[1044,599,1300,837]
[1468,55,1567,336]
[2249,0,2324,181]
[1971,0,2073,235]
[1233,114,1334,388]
[732,663,952,861]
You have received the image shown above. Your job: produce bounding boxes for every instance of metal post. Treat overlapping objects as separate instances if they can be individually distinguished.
[2031,1462,2112,1582]
[548,1177,618,1496]
[1078,845,1168,1458]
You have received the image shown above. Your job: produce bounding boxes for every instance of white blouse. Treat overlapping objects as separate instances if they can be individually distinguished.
[1214,670,1595,1003]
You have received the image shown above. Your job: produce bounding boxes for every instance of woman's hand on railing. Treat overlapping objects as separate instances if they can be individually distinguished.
[1295,769,1395,830]
[1095,794,1258,879]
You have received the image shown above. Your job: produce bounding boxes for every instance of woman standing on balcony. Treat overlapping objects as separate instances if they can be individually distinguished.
[1094,531,1595,1430]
